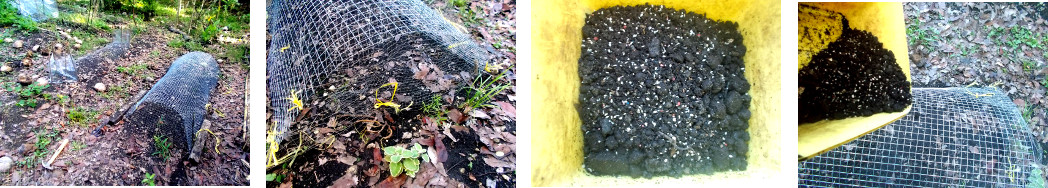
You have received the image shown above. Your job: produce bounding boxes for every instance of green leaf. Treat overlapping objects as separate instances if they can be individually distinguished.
[383,154,391,162]
[266,174,276,181]
[403,149,418,158]
[391,155,402,163]
[406,170,417,178]
[383,146,397,154]
[389,162,403,177]
[404,158,420,172]
[412,143,424,151]
[421,153,430,162]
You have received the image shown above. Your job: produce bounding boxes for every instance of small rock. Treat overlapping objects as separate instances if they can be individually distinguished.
[30,44,38,52]
[73,43,81,50]
[16,74,32,85]
[12,40,23,48]
[1,65,11,72]
[93,83,106,92]
[2,38,11,43]
[495,151,505,157]
[0,156,13,172]
[35,77,48,87]
[55,43,63,49]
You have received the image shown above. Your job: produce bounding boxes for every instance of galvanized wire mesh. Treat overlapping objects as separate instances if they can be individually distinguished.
[799,87,1044,187]
[127,51,219,150]
[266,0,488,143]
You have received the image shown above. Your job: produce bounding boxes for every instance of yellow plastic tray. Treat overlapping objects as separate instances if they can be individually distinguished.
[531,0,781,186]
[797,2,913,161]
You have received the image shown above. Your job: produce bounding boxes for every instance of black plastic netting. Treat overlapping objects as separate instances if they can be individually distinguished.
[126,52,219,150]
[800,87,1044,187]
[74,30,131,84]
[267,0,489,143]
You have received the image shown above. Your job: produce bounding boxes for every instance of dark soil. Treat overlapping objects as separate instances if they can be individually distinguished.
[799,18,912,124]
[577,4,750,177]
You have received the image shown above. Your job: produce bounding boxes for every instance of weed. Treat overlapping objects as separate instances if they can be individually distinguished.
[221,44,247,64]
[142,172,156,186]
[423,95,448,121]
[1023,59,1037,73]
[1023,105,1035,123]
[4,82,49,108]
[460,71,511,109]
[116,64,150,78]
[67,107,100,128]
[70,141,86,151]
[18,128,59,168]
[152,135,172,161]
[449,0,468,8]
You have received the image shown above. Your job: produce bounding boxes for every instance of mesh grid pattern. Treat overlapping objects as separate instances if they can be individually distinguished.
[800,87,1044,187]
[75,30,131,85]
[127,52,219,150]
[267,0,488,142]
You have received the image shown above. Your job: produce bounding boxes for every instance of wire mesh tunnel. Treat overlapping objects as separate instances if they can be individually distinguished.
[266,0,489,143]
[126,51,219,151]
[799,87,1044,187]
[73,30,131,85]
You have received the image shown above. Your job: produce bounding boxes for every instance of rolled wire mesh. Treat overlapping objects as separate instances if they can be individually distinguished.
[267,0,488,143]
[800,87,1044,187]
[127,51,219,150]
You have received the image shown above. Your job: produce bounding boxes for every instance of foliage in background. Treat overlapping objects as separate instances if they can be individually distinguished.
[0,0,38,32]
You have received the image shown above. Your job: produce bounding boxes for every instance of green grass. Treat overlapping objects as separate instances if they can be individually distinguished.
[1023,105,1035,123]
[423,95,448,122]
[55,12,111,33]
[906,18,938,49]
[152,135,172,161]
[221,44,247,64]
[460,71,511,109]
[101,80,133,99]
[0,0,39,32]
[67,107,100,128]
[4,82,49,108]
[70,141,86,151]
[116,64,151,78]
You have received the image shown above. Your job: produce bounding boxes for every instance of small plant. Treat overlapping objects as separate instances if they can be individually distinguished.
[116,64,149,77]
[448,0,468,8]
[5,83,49,108]
[67,107,100,127]
[460,71,511,109]
[71,141,86,151]
[152,135,172,161]
[383,143,429,177]
[423,95,447,121]
[142,172,156,186]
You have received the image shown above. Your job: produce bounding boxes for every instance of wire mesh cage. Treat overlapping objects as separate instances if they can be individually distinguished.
[266,0,490,143]
[799,87,1045,187]
[127,51,219,150]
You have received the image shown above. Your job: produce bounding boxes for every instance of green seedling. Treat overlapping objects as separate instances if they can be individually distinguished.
[152,135,172,161]
[383,143,429,177]
[142,172,156,186]
[423,95,448,121]
[5,82,49,108]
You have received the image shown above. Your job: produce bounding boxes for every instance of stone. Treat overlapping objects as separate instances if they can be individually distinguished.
[2,38,11,43]
[12,40,23,48]
[31,44,39,52]
[35,77,48,87]
[1,65,11,72]
[16,74,32,85]
[73,43,81,50]
[0,156,13,172]
[93,83,106,92]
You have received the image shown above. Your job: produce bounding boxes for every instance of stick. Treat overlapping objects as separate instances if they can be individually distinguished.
[43,138,70,169]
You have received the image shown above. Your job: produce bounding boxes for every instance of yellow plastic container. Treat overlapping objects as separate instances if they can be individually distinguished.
[531,0,781,186]
[796,2,913,160]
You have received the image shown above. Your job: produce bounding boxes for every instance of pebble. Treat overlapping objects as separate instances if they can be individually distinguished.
[1,65,11,72]
[73,43,81,50]
[94,83,106,92]
[12,40,23,48]
[0,156,12,172]
[16,74,32,85]
[31,44,39,52]
[3,38,11,43]
[35,77,48,86]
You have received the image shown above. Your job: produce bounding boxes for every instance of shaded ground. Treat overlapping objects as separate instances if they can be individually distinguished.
[265,0,516,187]
[0,0,248,186]
[904,1,1048,180]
